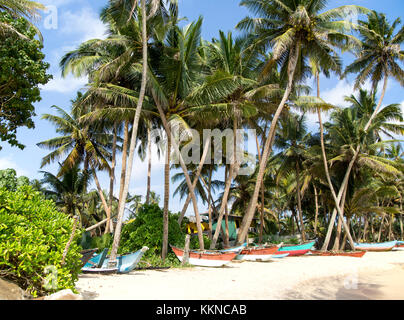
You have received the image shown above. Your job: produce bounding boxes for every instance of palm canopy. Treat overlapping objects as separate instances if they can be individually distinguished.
[37,93,113,177]
[236,0,368,82]
[344,10,404,91]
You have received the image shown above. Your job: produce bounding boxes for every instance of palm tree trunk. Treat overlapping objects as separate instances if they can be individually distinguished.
[107,122,118,234]
[314,185,319,236]
[119,120,129,202]
[153,100,205,250]
[207,167,213,240]
[91,165,111,224]
[332,185,347,250]
[146,124,152,204]
[322,74,389,251]
[224,165,230,247]
[400,200,403,240]
[109,0,148,266]
[162,133,171,261]
[210,116,240,249]
[177,138,211,225]
[255,131,265,244]
[378,214,385,242]
[237,43,301,244]
[295,160,306,242]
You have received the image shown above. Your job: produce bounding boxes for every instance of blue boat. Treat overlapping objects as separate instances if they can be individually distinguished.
[82,247,149,274]
[271,253,289,258]
[354,241,397,251]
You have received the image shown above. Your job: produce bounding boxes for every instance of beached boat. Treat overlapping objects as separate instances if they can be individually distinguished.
[354,241,397,252]
[171,246,238,267]
[82,247,148,274]
[310,250,366,258]
[79,248,98,267]
[271,253,290,259]
[277,241,315,256]
[235,246,280,261]
[220,242,247,253]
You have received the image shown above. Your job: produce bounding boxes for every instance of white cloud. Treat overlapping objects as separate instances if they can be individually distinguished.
[40,74,88,93]
[60,8,108,42]
[0,157,28,177]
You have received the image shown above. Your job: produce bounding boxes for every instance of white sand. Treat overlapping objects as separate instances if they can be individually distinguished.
[76,251,404,300]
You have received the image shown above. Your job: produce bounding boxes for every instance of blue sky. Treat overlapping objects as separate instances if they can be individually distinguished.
[1,0,403,216]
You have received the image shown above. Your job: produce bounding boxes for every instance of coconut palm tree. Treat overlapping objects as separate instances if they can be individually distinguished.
[272,113,312,241]
[235,0,368,244]
[0,0,44,38]
[37,94,114,227]
[321,10,404,250]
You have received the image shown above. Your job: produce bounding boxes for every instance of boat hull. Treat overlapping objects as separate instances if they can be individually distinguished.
[235,246,279,261]
[310,250,366,258]
[276,249,311,256]
[171,246,237,267]
[354,241,397,252]
[220,243,247,253]
[82,247,148,273]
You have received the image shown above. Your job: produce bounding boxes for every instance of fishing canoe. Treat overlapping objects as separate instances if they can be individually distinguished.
[82,247,148,274]
[171,246,238,267]
[79,248,98,267]
[271,253,290,259]
[220,242,247,253]
[277,241,315,256]
[310,250,366,258]
[235,246,280,261]
[354,241,397,252]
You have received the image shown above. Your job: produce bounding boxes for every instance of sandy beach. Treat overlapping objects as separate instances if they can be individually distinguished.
[75,250,404,300]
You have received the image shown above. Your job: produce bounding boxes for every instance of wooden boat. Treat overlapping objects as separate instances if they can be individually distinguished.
[171,246,238,267]
[277,241,315,256]
[310,250,366,258]
[235,245,280,261]
[354,241,397,252]
[220,242,247,253]
[395,241,404,247]
[82,247,148,273]
[79,248,98,267]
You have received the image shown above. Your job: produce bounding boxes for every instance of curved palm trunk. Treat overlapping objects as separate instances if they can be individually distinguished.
[146,124,152,204]
[177,138,211,225]
[295,160,306,242]
[91,165,112,231]
[321,75,389,251]
[107,122,118,234]
[162,134,171,260]
[109,0,148,266]
[237,44,301,244]
[255,131,265,244]
[119,120,129,202]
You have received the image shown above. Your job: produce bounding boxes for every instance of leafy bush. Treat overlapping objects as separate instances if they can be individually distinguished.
[0,186,82,297]
[0,169,30,191]
[119,203,189,267]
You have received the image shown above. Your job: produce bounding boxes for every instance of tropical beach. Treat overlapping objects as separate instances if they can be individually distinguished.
[76,251,404,300]
[0,0,404,304]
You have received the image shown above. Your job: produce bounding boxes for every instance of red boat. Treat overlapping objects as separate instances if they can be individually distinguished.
[235,246,280,261]
[310,250,366,258]
[171,246,238,267]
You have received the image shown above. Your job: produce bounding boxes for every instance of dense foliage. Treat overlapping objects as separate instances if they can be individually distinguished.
[0,186,82,297]
[0,12,51,150]
[0,168,30,191]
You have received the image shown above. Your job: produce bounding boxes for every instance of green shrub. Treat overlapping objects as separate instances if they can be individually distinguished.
[119,203,189,267]
[0,186,82,297]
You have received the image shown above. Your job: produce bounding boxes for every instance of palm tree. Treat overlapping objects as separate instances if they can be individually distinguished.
[40,166,90,224]
[272,114,312,241]
[235,0,368,244]
[37,95,113,227]
[0,0,44,38]
[321,10,404,250]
